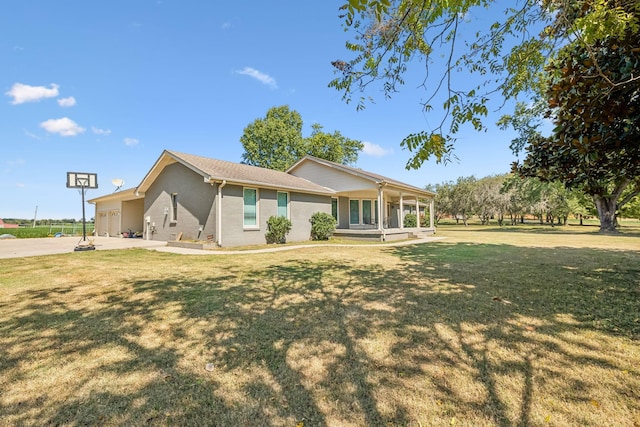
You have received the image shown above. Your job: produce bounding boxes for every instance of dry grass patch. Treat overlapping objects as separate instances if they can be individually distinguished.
[0,226,639,426]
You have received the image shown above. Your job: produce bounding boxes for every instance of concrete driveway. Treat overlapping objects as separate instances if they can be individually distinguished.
[0,236,167,259]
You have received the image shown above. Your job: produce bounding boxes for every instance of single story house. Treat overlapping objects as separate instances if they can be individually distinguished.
[88,150,436,247]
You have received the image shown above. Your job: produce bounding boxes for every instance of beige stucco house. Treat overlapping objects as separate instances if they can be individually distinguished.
[89,150,436,247]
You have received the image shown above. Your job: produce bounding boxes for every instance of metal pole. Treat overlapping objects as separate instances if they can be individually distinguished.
[81,184,87,241]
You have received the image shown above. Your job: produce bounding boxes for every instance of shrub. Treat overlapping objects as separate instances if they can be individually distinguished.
[404,213,417,228]
[310,212,337,240]
[265,216,292,244]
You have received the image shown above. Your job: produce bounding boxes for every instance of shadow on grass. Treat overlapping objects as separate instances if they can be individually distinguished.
[445,223,640,238]
[0,242,639,425]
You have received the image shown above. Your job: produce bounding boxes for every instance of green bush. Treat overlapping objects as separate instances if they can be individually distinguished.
[404,213,417,228]
[310,212,337,240]
[265,216,292,244]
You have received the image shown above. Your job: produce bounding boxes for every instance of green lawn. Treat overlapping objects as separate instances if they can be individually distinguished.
[0,225,638,426]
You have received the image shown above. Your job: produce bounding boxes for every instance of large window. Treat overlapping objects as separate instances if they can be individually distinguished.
[277,192,288,218]
[350,199,378,226]
[350,200,360,224]
[171,193,178,221]
[375,200,379,224]
[362,200,372,225]
[243,188,258,227]
[331,198,338,221]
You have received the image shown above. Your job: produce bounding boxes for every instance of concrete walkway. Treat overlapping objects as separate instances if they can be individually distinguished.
[153,236,447,255]
[0,235,446,259]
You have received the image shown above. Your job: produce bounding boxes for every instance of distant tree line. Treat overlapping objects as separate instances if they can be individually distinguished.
[1,218,93,226]
[428,175,640,227]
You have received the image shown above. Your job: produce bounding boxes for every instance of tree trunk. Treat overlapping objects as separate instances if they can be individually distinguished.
[593,195,617,233]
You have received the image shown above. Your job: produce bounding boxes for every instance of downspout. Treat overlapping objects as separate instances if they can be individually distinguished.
[217,180,227,247]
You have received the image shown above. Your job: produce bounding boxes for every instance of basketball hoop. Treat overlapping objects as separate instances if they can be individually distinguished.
[67,172,98,251]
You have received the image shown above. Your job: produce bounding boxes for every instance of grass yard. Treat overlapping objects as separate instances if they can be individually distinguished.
[0,225,638,426]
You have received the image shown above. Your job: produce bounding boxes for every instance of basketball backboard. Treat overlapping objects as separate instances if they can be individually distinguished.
[66,172,98,189]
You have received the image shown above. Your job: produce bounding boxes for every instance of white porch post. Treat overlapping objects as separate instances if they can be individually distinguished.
[399,193,404,229]
[430,198,435,229]
[377,186,383,231]
[415,198,419,228]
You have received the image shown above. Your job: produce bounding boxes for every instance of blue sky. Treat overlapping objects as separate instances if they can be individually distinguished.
[2,1,526,220]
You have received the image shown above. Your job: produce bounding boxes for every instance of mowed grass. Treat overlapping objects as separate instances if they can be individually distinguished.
[0,226,638,426]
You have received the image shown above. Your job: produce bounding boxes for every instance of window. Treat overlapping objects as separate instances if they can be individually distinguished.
[277,192,288,218]
[243,188,258,227]
[375,200,379,224]
[171,193,178,221]
[350,200,360,224]
[362,200,372,225]
[331,198,338,221]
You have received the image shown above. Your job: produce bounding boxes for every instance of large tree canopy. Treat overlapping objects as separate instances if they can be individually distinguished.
[240,105,363,171]
[330,0,639,168]
[509,0,640,232]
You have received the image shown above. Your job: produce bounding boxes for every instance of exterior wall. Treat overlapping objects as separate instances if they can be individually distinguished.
[290,161,376,192]
[121,199,144,234]
[219,184,331,247]
[289,192,331,242]
[144,162,216,241]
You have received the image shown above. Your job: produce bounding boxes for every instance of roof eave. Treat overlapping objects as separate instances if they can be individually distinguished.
[204,176,335,195]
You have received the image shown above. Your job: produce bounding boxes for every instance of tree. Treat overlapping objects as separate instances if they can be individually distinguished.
[511,1,640,232]
[330,1,639,168]
[620,194,640,221]
[240,106,306,171]
[428,181,454,224]
[241,105,363,171]
[450,176,476,226]
[305,123,362,165]
[474,175,509,225]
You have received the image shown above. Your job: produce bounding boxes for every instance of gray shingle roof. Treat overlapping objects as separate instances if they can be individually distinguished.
[166,150,335,194]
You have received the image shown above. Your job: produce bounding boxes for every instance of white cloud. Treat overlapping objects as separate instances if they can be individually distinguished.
[221,22,232,30]
[362,141,394,157]
[6,83,59,104]
[16,182,25,188]
[92,126,111,135]
[39,117,85,136]
[124,137,139,146]
[23,129,42,140]
[236,67,278,89]
[57,96,76,107]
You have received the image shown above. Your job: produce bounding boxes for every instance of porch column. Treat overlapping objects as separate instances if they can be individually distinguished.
[377,186,383,231]
[416,198,419,228]
[399,193,404,229]
[430,198,435,229]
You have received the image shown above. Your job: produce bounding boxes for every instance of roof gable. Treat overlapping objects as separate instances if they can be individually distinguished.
[137,150,334,195]
[288,156,435,197]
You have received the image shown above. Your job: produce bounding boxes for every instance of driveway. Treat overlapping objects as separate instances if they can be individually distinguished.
[0,236,167,259]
